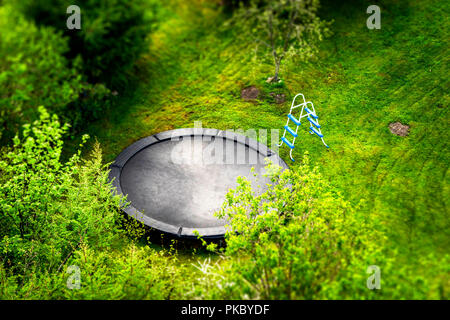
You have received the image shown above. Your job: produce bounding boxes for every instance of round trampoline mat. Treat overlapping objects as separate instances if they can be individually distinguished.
[109,128,288,238]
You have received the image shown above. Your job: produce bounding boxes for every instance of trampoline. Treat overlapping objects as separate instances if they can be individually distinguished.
[109,128,288,238]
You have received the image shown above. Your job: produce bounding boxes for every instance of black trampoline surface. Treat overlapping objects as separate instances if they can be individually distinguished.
[109,128,288,238]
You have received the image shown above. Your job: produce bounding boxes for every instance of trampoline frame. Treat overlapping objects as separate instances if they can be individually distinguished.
[109,128,288,239]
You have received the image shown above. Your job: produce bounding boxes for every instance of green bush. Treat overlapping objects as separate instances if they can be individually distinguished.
[15,0,159,89]
[0,2,117,139]
[0,107,124,276]
[208,157,449,299]
[0,107,200,299]
[0,4,86,140]
[0,242,195,299]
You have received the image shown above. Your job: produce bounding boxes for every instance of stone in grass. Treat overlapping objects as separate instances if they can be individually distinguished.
[389,122,410,136]
[266,76,282,84]
[241,86,259,100]
[269,92,286,104]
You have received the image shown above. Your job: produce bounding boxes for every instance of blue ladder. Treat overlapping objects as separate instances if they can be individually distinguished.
[279,93,329,161]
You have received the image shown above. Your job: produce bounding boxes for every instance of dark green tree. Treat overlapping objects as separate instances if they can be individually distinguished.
[13,0,159,89]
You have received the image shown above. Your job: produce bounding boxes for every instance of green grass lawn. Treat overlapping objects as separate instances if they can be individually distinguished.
[70,0,449,273]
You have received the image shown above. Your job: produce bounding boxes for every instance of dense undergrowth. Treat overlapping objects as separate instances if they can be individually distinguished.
[0,0,448,299]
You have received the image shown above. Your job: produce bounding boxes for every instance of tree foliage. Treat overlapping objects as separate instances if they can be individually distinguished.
[229,0,330,81]
[0,3,116,138]
[0,4,85,140]
[14,0,159,90]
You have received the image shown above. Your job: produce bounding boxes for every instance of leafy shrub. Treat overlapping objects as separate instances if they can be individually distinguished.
[0,107,202,299]
[0,107,124,277]
[0,242,194,299]
[15,0,159,89]
[0,4,87,140]
[209,157,449,299]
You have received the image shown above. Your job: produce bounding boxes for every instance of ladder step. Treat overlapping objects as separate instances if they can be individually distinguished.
[281,137,295,149]
[284,125,298,137]
[310,126,323,138]
[287,114,301,126]
[307,116,321,129]
[304,107,318,119]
